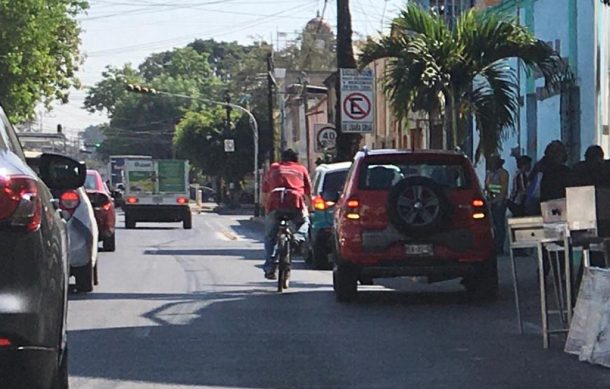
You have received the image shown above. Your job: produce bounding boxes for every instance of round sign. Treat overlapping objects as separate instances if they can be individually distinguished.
[317,126,337,151]
[343,92,371,120]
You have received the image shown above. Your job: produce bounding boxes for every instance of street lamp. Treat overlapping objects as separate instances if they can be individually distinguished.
[125,85,261,217]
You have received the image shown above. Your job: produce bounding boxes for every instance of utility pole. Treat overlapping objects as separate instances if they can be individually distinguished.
[266,52,276,162]
[335,0,361,161]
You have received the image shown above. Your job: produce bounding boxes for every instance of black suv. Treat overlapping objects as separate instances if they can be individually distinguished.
[0,105,85,388]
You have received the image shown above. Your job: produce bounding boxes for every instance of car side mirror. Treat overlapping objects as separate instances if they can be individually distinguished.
[38,153,86,190]
[321,190,340,203]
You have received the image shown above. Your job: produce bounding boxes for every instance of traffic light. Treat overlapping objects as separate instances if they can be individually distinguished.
[95,143,101,149]
[125,83,158,95]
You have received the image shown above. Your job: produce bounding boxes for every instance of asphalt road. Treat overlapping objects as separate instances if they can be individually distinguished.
[68,209,610,389]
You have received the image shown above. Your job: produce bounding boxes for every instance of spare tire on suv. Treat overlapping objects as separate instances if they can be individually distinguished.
[387,176,449,235]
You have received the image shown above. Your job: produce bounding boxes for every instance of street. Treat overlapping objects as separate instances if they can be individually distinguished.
[68,209,610,389]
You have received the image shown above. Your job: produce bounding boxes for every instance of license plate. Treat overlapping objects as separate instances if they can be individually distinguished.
[405,244,433,256]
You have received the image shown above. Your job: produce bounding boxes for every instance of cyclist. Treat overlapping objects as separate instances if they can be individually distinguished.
[261,149,312,280]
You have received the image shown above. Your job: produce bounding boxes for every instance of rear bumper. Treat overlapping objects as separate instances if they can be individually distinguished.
[124,204,189,222]
[0,346,58,389]
[341,259,480,278]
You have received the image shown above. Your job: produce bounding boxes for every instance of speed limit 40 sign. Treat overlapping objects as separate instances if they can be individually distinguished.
[314,124,337,153]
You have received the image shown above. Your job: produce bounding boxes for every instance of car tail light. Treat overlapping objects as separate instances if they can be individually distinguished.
[0,175,41,232]
[346,198,360,220]
[471,198,486,220]
[472,199,485,207]
[313,195,335,211]
[0,338,11,347]
[126,196,138,204]
[59,190,80,218]
[176,197,188,205]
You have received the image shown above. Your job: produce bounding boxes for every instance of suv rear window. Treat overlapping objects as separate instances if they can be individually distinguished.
[322,170,348,194]
[359,161,471,190]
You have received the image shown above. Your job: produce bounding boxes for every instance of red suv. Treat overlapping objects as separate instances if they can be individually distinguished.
[333,149,496,302]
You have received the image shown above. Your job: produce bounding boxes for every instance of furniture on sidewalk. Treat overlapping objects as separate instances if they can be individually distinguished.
[508,216,572,348]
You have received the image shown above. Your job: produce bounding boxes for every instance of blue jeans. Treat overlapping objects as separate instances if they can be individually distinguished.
[263,210,310,273]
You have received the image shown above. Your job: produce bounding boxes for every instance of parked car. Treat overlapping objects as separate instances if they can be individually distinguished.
[308,162,351,269]
[85,169,116,252]
[333,149,496,302]
[59,186,99,292]
[0,105,85,388]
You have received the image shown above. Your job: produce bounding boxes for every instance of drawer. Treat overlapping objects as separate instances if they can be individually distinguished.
[514,228,546,243]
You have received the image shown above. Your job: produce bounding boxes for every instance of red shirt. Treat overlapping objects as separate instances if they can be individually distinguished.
[262,161,312,212]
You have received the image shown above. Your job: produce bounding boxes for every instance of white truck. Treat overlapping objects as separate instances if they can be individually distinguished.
[122,159,192,229]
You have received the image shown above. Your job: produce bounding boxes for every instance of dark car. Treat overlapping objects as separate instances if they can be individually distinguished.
[85,169,116,252]
[333,149,496,302]
[0,106,85,388]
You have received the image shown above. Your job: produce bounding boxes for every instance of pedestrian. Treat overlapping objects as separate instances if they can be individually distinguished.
[485,155,509,254]
[524,140,571,215]
[571,145,610,188]
[508,155,532,217]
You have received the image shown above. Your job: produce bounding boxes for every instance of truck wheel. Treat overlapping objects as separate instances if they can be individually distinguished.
[183,212,192,229]
[103,233,116,252]
[333,264,358,302]
[74,263,93,293]
[125,216,135,229]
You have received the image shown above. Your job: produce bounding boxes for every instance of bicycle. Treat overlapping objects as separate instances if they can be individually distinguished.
[274,213,295,292]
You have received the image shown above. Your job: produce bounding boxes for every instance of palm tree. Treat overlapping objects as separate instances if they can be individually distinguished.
[359,5,570,160]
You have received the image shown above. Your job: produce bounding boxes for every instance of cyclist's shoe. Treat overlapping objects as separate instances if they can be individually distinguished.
[265,270,277,280]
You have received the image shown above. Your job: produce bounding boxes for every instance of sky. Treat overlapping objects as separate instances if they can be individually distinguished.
[45,0,407,138]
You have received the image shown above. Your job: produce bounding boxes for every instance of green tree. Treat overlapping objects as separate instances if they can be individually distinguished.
[359,5,568,160]
[85,47,222,159]
[0,0,88,122]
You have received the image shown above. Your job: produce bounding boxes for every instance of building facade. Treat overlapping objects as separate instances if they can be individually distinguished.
[476,0,610,167]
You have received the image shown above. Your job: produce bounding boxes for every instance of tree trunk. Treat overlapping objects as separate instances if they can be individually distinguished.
[335,0,361,162]
[449,90,458,150]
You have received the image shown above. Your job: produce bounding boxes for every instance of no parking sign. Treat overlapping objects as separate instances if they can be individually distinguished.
[340,68,374,134]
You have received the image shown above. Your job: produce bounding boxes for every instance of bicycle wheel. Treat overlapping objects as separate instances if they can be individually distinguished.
[277,238,287,292]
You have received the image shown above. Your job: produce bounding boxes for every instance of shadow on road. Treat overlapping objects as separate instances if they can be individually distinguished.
[143,248,265,261]
[69,273,610,389]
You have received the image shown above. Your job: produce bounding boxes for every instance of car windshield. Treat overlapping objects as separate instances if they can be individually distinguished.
[322,170,348,194]
[359,161,471,190]
[84,174,99,190]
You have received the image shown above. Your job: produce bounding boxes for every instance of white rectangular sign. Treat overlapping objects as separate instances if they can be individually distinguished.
[224,139,235,152]
[340,68,374,134]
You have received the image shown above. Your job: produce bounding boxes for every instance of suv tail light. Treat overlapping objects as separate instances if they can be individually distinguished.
[313,195,335,211]
[0,175,41,232]
[59,190,80,218]
[345,198,360,220]
[472,198,486,220]
[176,197,188,205]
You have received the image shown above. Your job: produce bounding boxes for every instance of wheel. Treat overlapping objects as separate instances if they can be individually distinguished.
[387,177,449,236]
[311,241,332,270]
[463,256,498,302]
[125,216,135,229]
[52,347,68,389]
[183,212,192,229]
[103,233,116,252]
[74,262,93,293]
[333,264,358,302]
[93,263,99,286]
[277,239,291,292]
